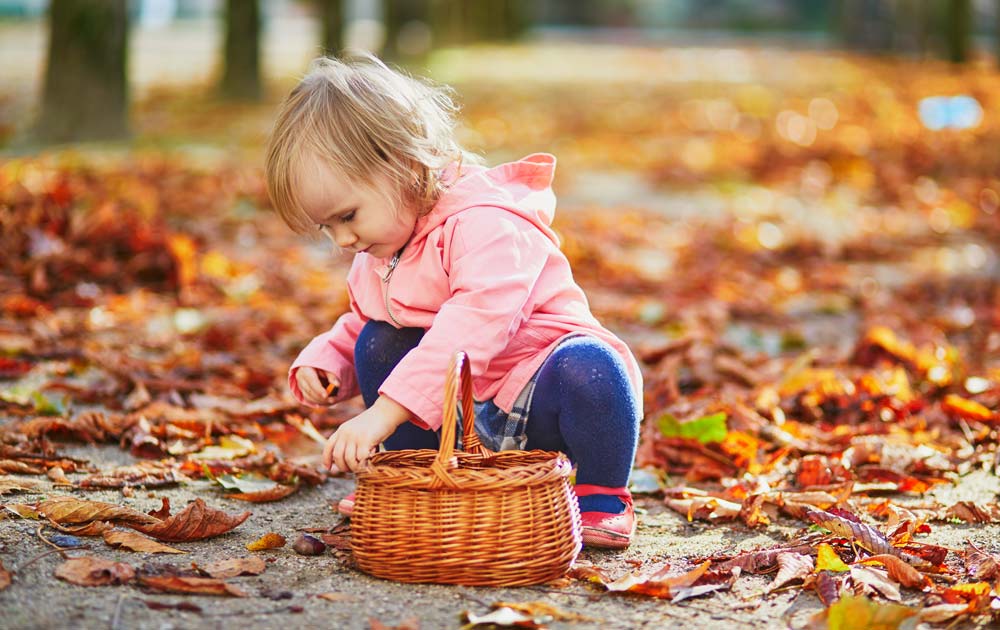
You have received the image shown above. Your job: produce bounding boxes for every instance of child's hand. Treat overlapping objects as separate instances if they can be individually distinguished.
[323,396,411,472]
[295,367,339,405]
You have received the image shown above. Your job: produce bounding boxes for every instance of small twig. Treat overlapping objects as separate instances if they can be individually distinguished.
[202,606,303,617]
[111,592,127,630]
[456,590,491,608]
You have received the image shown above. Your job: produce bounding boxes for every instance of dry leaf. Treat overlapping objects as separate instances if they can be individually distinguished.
[814,571,843,607]
[46,466,71,485]
[963,542,1000,580]
[0,559,11,591]
[201,556,266,579]
[53,520,113,536]
[246,532,286,551]
[132,498,250,542]
[821,593,916,629]
[55,556,135,586]
[945,501,1000,524]
[850,565,901,601]
[492,601,591,622]
[36,496,159,526]
[766,552,814,593]
[103,529,186,554]
[137,575,247,597]
[0,478,41,495]
[224,483,298,503]
[816,544,850,572]
[860,555,929,589]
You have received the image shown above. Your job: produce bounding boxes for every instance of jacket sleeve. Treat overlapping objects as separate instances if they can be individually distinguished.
[288,290,368,407]
[379,207,551,430]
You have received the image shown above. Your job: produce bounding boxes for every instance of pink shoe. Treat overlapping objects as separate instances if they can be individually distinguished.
[337,492,355,517]
[575,484,636,549]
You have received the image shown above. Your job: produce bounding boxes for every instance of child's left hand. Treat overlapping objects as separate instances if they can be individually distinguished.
[323,396,412,472]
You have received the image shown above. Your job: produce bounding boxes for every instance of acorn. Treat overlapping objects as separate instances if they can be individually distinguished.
[292,534,327,556]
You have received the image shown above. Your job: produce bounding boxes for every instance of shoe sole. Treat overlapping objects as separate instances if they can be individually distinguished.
[581,526,633,549]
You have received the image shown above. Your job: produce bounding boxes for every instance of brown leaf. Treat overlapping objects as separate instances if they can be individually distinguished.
[53,520,113,537]
[739,493,771,528]
[0,478,41,495]
[46,466,71,485]
[963,542,1000,581]
[766,552,814,594]
[945,501,1000,524]
[131,498,250,542]
[137,575,247,597]
[814,571,843,607]
[103,529,186,554]
[849,565,901,601]
[861,555,930,589]
[147,497,171,520]
[0,559,11,591]
[200,556,266,579]
[36,496,159,526]
[246,532,286,551]
[224,483,298,503]
[55,556,135,586]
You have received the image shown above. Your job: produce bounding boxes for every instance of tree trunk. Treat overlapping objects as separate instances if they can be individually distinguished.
[319,0,343,57]
[36,0,129,144]
[946,0,971,63]
[220,0,261,101]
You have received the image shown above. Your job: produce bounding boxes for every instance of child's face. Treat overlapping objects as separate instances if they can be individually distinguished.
[296,152,417,259]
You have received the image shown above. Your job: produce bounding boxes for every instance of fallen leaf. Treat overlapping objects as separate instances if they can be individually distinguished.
[132,498,250,542]
[963,542,1000,580]
[246,532,286,551]
[814,571,844,607]
[491,601,591,622]
[766,552,813,593]
[850,565,901,601]
[137,575,247,597]
[945,501,1000,524]
[46,466,71,485]
[103,529,186,554]
[919,603,971,623]
[200,556,266,579]
[0,559,11,591]
[816,543,850,572]
[821,594,917,630]
[658,412,728,443]
[53,520,113,536]
[0,478,41,495]
[860,555,929,589]
[462,607,537,628]
[36,496,159,526]
[224,483,298,503]
[55,556,135,586]
[941,394,994,422]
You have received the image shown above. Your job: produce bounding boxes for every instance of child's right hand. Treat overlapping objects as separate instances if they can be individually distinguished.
[295,367,339,405]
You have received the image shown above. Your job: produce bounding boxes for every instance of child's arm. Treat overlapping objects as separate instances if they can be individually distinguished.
[289,305,367,406]
[322,395,411,472]
[378,207,557,429]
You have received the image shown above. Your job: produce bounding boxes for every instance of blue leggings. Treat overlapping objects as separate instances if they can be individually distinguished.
[354,321,640,503]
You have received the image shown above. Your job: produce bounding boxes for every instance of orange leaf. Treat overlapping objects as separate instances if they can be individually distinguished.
[55,557,135,586]
[103,529,186,554]
[137,575,247,597]
[860,555,929,589]
[131,498,249,542]
[246,532,286,551]
[941,394,994,422]
[0,560,11,592]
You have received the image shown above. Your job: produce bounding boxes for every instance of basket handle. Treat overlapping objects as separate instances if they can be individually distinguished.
[433,352,491,484]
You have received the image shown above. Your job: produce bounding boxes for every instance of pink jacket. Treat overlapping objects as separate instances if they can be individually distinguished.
[289,153,643,431]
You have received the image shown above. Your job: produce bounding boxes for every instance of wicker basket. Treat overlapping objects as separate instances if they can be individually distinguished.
[350,352,582,586]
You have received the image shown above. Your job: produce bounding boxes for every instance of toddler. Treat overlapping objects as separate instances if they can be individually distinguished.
[265,55,643,548]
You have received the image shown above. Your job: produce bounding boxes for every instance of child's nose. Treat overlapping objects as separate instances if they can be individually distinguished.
[332,226,357,249]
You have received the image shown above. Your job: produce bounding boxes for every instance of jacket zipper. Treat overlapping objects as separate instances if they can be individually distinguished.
[382,249,403,327]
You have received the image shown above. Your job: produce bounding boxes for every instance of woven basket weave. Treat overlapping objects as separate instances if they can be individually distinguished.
[350,352,581,586]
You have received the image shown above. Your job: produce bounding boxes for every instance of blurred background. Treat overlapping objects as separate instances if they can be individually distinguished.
[0,1,998,425]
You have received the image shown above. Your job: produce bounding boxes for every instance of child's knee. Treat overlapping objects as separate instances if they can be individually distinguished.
[355,320,423,366]
[541,337,630,397]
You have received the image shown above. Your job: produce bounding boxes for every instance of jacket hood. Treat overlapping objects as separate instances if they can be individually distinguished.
[410,153,560,246]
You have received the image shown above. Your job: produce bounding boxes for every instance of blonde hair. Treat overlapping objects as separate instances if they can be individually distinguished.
[265,54,480,234]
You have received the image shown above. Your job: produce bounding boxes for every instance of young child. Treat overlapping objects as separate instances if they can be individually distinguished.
[265,55,643,549]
